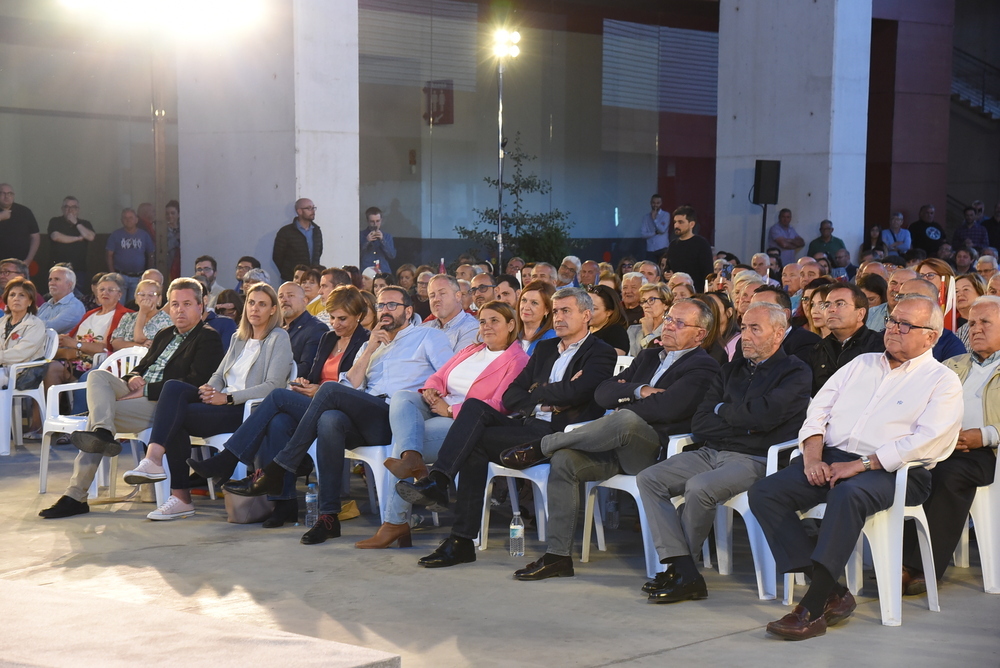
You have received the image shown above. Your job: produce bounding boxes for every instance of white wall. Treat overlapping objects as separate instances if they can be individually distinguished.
[715,0,871,263]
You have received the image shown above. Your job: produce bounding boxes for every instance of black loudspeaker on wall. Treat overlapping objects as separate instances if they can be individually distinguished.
[753,160,781,205]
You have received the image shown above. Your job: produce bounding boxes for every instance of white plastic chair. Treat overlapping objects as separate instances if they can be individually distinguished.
[0,328,58,456]
[952,460,1000,594]
[345,444,391,515]
[614,355,634,375]
[478,462,549,550]
[38,346,148,495]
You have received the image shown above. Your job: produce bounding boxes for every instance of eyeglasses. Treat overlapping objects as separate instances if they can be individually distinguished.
[0,269,17,276]
[818,299,851,311]
[919,272,941,281]
[663,315,704,330]
[135,292,159,298]
[639,297,665,306]
[236,264,253,271]
[472,284,496,294]
[298,205,317,211]
[884,315,935,334]
[375,301,404,311]
[97,287,121,294]
[416,281,430,287]
[621,263,634,269]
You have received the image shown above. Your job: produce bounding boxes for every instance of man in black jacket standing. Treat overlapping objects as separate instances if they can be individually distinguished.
[398,287,617,568]
[272,198,323,282]
[809,283,884,395]
[665,205,713,286]
[501,299,721,580]
[635,302,812,603]
[39,278,223,519]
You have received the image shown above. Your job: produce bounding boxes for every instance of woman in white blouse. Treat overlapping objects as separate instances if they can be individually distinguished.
[0,277,48,389]
[356,301,529,549]
[123,283,294,521]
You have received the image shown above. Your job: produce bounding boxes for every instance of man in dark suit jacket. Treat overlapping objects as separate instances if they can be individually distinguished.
[732,284,820,364]
[40,278,224,519]
[635,302,812,604]
[398,287,617,568]
[501,299,721,581]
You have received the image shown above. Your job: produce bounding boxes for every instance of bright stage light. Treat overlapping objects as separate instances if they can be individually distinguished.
[60,0,265,39]
[493,27,521,59]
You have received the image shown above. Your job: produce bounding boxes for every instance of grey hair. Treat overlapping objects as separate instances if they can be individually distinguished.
[561,255,582,271]
[243,267,271,286]
[735,271,765,288]
[534,262,557,275]
[622,271,648,285]
[429,273,460,292]
[751,252,769,264]
[971,295,1000,317]
[669,272,694,286]
[744,301,788,330]
[895,294,943,337]
[99,272,125,291]
[553,286,594,312]
[977,255,999,269]
[675,298,714,331]
[49,265,77,288]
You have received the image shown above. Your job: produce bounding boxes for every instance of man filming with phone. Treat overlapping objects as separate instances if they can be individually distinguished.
[360,206,396,274]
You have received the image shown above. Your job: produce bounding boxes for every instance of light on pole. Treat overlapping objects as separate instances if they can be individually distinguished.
[493,29,520,271]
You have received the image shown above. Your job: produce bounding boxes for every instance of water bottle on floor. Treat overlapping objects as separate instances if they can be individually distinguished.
[305,483,318,527]
[509,512,524,557]
[605,490,620,530]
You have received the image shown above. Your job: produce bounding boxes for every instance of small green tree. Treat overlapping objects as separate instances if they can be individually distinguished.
[455,133,576,263]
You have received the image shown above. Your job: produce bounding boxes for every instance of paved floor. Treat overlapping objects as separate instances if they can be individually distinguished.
[2,442,999,667]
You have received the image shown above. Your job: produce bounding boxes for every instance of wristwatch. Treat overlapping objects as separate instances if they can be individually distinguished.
[76,341,83,350]
[226,394,234,405]
[860,455,871,472]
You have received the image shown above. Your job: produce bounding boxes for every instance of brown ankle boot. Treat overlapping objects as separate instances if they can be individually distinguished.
[384,451,429,480]
[355,522,412,549]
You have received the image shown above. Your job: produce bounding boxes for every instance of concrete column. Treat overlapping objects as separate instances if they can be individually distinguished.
[176,0,359,285]
[714,0,871,264]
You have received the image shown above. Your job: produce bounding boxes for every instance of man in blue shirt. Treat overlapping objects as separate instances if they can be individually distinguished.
[225,285,451,544]
[37,266,85,334]
[421,274,478,351]
[105,208,154,303]
[640,194,670,262]
[360,206,396,273]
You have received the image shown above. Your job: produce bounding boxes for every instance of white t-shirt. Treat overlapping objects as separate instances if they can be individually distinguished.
[76,310,115,344]
[444,347,505,405]
[224,339,261,394]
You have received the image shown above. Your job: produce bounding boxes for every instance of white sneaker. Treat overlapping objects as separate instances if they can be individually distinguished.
[147,496,195,521]
[124,458,167,485]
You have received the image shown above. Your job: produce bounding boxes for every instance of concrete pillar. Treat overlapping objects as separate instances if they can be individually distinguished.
[714,0,872,264]
[176,0,359,285]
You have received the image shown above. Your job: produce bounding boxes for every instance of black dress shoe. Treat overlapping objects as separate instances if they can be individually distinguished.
[70,430,122,457]
[514,555,574,581]
[39,495,90,519]
[647,573,708,604]
[396,472,450,513]
[263,498,299,529]
[222,475,254,496]
[187,450,239,482]
[418,536,476,568]
[224,462,285,497]
[300,514,341,544]
[641,569,677,594]
[499,441,548,470]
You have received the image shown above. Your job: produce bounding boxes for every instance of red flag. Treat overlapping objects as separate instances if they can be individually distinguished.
[940,276,957,331]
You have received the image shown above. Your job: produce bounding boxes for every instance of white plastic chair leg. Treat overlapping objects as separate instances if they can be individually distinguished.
[39,432,53,493]
[714,505,734,575]
[953,519,971,569]
[970,487,999,593]
[0,391,11,456]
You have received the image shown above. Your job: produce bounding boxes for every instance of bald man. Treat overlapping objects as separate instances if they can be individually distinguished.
[273,197,323,281]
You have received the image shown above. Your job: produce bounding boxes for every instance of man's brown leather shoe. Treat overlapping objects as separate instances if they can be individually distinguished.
[766,605,827,640]
[499,441,548,470]
[823,590,856,626]
[902,567,927,596]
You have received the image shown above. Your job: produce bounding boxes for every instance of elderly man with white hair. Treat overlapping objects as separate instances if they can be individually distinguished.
[749,293,963,640]
[557,255,582,287]
[751,252,780,286]
[621,271,647,325]
[37,266,85,334]
[976,254,998,282]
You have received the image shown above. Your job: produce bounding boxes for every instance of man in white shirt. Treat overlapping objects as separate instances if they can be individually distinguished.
[901,295,1000,594]
[749,294,963,641]
[420,274,478,351]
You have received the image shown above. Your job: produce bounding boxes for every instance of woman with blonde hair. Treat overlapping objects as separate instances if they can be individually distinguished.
[124,282,294,521]
[109,278,172,350]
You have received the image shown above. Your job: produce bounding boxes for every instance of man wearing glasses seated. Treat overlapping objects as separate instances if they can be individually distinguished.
[807,283,884,395]
[894,278,966,361]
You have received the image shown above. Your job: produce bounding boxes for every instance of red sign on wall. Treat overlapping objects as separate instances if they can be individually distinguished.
[423,79,454,126]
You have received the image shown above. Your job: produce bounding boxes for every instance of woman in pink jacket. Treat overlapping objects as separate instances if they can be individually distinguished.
[357,301,528,549]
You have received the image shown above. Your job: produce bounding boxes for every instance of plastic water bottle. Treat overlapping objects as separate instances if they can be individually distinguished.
[509,512,525,557]
[305,483,318,527]
[605,490,620,530]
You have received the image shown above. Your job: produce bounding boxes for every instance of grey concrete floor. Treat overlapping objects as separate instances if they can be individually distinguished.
[2,441,999,667]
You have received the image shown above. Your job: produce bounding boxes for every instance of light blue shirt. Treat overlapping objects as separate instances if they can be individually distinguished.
[535,333,589,422]
[298,221,315,260]
[37,293,86,335]
[349,324,452,399]
[866,302,889,332]
[635,346,697,398]
[421,309,479,352]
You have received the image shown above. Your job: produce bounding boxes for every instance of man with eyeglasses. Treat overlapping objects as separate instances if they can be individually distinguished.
[412,270,433,320]
[750,294,963,640]
[273,198,323,282]
[0,184,39,269]
[870,268,917,332]
[499,299,721,581]
[470,273,497,310]
[895,278,965,361]
[225,286,451,544]
[557,256,581,287]
[0,258,30,310]
[634,302,811,603]
[420,274,478,351]
[808,283,885,395]
[234,256,261,294]
[47,196,95,286]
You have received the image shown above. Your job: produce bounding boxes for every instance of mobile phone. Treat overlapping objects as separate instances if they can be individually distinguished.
[289,381,304,387]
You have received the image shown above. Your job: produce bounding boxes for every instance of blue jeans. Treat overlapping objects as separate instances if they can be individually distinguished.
[383,390,452,524]
[272,382,392,515]
[120,275,141,304]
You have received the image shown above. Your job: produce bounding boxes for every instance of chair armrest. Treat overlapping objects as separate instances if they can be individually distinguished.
[8,358,50,380]
[243,398,264,420]
[893,462,916,507]
[665,433,696,458]
[564,420,594,433]
[45,382,87,420]
[765,439,801,475]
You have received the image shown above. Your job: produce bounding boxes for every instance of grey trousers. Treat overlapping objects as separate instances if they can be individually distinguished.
[543,411,661,556]
[65,370,158,502]
[636,447,765,562]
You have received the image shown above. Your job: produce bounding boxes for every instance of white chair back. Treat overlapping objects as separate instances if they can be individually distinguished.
[614,355,633,375]
[43,328,59,359]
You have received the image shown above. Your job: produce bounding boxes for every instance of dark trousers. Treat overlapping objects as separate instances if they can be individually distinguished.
[150,379,245,490]
[432,398,556,540]
[748,448,932,578]
[903,447,997,579]
[272,382,392,515]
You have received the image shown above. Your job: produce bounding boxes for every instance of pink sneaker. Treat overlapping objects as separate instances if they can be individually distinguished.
[147,496,195,521]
